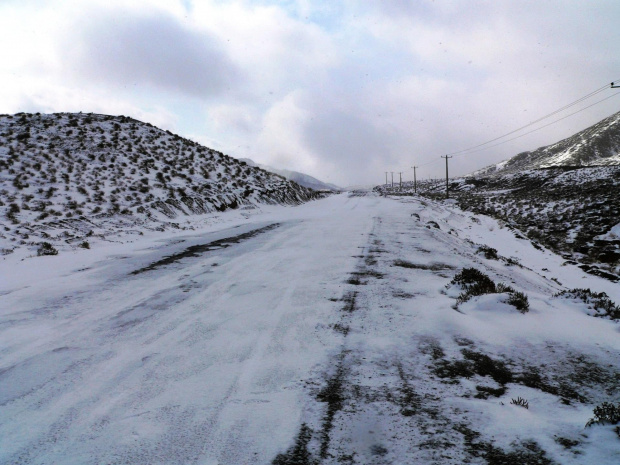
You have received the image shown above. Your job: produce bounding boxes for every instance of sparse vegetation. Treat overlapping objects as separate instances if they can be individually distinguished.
[37,242,58,256]
[0,112,325,251]
[449,267,529,311]
[510,397,529,409]
[507,291,530,313]
[585,402,620,435]
[555,288,620,320]
[434,347,513,385]
[429,166,620,281]
[477,245,499,260]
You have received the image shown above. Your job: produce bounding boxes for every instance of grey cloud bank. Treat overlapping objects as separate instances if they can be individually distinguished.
[64,10,242,97]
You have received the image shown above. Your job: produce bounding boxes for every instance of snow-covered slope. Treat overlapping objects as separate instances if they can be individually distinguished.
[0,113,323,256]
[476,111,620,175]
[380,165,620,281]
[240,158,341,191]
[1,193,618,464]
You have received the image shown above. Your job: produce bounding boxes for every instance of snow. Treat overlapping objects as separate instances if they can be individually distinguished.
[598,222,620,241]
[0,113,321,257]
[0,193,618,464]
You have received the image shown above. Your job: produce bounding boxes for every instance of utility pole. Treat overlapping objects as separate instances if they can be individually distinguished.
[411,166,418,193]
[391,172,394,188]
[385,171,388,187]
[441,155,452,199]
[398,172,403,190]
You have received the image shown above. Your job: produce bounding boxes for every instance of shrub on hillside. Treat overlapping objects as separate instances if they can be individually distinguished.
[507,291,530,313]
[37,242,58,256]
[451,268,496,304]
[477,245,499,260]
[555,288,619,320]
[450,268,529,312]
[586,402,620,438]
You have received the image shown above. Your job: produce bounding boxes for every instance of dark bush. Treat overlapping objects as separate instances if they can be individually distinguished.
[451,268,496,291]
[451,268,497,304]
[586,402,620,427]
[555,288,619,320]
[507,291,530,313]
[451,268,529,312]
[463,349,513,384]
[37,242,58,256]
[477,245,499,260]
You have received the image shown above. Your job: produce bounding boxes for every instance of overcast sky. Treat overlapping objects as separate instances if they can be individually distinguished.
[1,0,619,186]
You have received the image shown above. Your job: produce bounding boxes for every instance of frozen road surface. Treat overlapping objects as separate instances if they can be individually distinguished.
[1,193,619,464]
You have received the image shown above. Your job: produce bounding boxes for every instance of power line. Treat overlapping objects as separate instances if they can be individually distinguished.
[397,79,620,180]
[447,79,620,156]
[452,91,620,158]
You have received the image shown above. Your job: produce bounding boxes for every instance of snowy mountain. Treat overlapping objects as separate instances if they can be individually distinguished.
[476,110,620,175]
[240,158,341,191]
[1,193,618,464]
[0,112,323,255]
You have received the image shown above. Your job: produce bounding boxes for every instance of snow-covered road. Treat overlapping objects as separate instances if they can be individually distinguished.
[1,194,379,464]
[1,193,618,464]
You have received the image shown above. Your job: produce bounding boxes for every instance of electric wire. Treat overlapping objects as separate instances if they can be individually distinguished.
[452,91,620,158]
[447,79,620,156]
[403,79,620,176]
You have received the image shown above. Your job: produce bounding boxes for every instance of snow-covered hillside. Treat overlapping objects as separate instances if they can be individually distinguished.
[381,166,620,282]
[476,111,620,175]
[0,112,323,257]
[1,193,618,464]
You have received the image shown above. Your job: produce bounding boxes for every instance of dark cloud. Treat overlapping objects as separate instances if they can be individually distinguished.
[64,9,242,98]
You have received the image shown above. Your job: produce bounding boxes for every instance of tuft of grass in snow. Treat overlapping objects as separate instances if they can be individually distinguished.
[510,396,529,409]
[450,268,530,312]
[477,244,499,260]
[555,288,620,320]
[506,290,530,313]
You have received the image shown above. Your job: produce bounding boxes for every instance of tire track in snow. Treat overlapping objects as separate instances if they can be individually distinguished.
[273,215,386,464]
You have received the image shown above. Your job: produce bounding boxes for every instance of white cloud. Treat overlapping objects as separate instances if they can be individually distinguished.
[189,1,338,97]
[0,75,178,130]
[254,91,319,171]
[1,0,620,185]
[209,104,260,135]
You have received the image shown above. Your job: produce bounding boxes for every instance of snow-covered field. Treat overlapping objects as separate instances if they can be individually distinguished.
[1,193,618,464]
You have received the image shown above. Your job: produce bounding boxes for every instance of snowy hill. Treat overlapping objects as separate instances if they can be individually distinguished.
[476,111,620,175]
[0,112,323,256]
[1,193,618,464]
[378,165,620,282]
[240,158,341,191]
